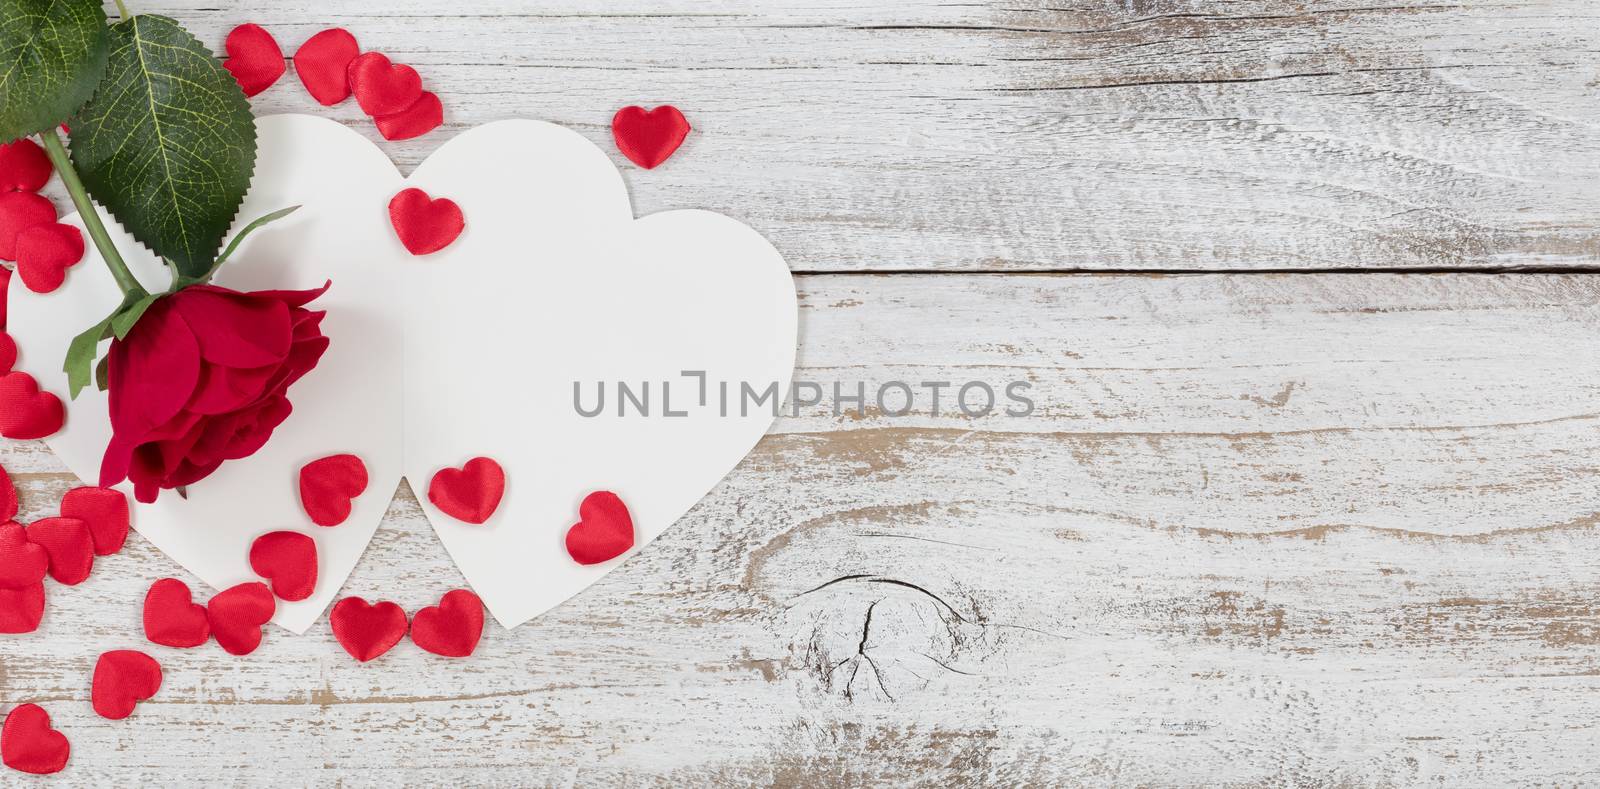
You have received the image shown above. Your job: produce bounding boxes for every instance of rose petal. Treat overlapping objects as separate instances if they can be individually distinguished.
[171,288,292,368]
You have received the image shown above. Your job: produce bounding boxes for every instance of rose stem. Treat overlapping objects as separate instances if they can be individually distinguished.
[38,132,148,300]
[112,0,130,18]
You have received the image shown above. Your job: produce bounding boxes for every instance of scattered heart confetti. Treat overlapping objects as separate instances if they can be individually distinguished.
[0,139,51,193]
[248,530,318,601]
[0,464,15,522]
[388,188,464,256]
[24,517,92,586]
[0,332,14,373]
[0,583,43,633]
[143,578,210,648]
[330,596,408,662]
[206,581,275,655]
[0,192,57,260]
[293,28,361,106]
[0,372,63,439]
[0,520,47,588]
[1,704,67,775]
[565,491,635,565]
[427,457,504,525]
[14,223,84,293]
[348,52,423,117]
[223,23,286,98]
[299,453,368,527]
[410,589,484,658]
[90,650,162,720]
[374,91,443,141]
[59,487,129,556]
[611,105,691,170]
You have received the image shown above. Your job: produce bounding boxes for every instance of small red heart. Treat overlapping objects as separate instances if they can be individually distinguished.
[374,91,443,141]
[347,52,423,117]
[223,23,285,97]
[612,105,691,170]
[0,191,56,260]
[0,139,51,193]
[206,581,275,655]
[330,596,408,662]
[565,491,635,565]
[293,28,360,106]
[24,517,92,586]
[427,457,504,525]
[1,704,67,775]
[90,650,162,720]
[59,487,129,556]
[388,188,464,256]
[409,588,484,658]
[0,463,16,522]
[15,222,83,293]
[0,371,63,439]
[0,582,43,633]
[299,454,368,527]
[248,530,317,601]
[0,332,15,373]
[0,520,47,588]
[143,578,209,648]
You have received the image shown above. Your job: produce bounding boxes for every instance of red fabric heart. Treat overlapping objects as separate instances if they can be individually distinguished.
[293,28,360,106]
[206,581,275,655]
[1,704,67,775]
[248,530,317,601]
[299,454,368,527]
[143,578,209,648]
[24,517,92,586]
[0,139,51,193]
[388,188,464,256]
[15,222,83,293]
[0,331,14,373]
[612,105,691,170]
[59,487,129,556]
[427,457,504,525]
[565,491,635,565]
[374,91,443,141]
[90,650,162,720]
[330,596,408,662]
[410,589,484,658]
[223,23,286,98]
[0,191,56,260]
[0,520,46,588]
[347,52,423,117]
[0,464,15,522]
[0,582,43,633]
[0,371,63,439]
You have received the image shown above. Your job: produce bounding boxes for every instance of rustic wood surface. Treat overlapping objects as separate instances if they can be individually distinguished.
[3,1,1599,786]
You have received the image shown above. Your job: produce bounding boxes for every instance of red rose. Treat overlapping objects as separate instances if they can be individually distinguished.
[98,283,330,503]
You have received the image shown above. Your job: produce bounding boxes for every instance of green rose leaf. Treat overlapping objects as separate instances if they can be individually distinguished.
[68,14,255,279]
[0,0,109,142]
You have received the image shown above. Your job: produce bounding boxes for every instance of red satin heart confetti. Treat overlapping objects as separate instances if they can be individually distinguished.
[293,28,360,106]
[299,454,368,527]
[248,530,318,601]
[565,491,635,565]
[0,371,64,439]
[206,581,275,655]
[143,578,210,648]
[427,457,504,525]
[330,596,408,662]
[0,520,47,588]
[0,582,43,633]
[15,222,84,293]
[0,331,15,373]
[1,704,67,775]
[410,589,484,658]
[0,139,52,193]
[223,23,286,98]
[388,188,465,256]
[25,517,92,586]
[0,191,56,260]
[374,91,443,141]
[347,52,423,117]
[90,650,162,720]
[59,487,129,556]
[0,464,15,522]
[612,105,691,169]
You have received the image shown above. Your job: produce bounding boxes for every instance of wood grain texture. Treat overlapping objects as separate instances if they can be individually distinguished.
[3,275,1599,785]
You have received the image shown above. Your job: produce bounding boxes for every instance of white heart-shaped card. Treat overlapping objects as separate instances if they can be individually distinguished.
[9,115,797,630]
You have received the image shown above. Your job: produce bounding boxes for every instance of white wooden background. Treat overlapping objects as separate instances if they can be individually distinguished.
[2,1,1599,785]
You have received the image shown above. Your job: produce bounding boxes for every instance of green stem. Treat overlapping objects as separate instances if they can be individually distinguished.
[39,132,147,300]
[112,0,130,19]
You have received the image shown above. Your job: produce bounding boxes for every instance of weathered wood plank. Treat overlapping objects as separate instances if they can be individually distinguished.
[2,274,1597,785]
